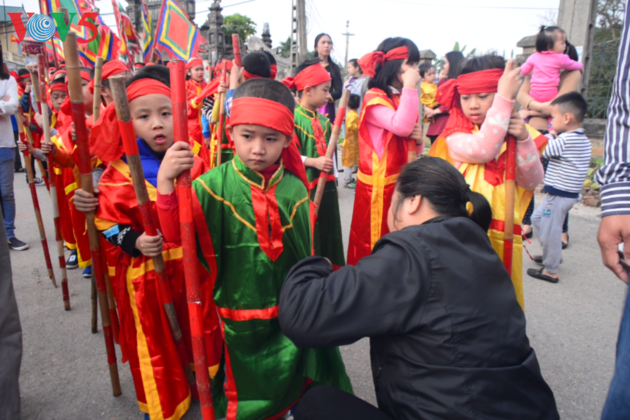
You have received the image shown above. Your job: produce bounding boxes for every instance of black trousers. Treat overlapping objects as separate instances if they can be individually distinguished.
[295,386,393,420]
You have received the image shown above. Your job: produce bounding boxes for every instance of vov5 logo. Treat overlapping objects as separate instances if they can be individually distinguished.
[8,11,98,44]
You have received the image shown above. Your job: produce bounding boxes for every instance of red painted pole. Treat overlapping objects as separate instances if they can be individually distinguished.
[503,136,517,275]
[64,32,122,397]
[215,61,228,168]
[170,60,215,420]
[232,34,241,67]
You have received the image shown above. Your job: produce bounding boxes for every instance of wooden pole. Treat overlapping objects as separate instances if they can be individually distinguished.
[503,135,516,276]
[35,53,69,308]
[29,67,50,191]
[64,32,122,397]
[232,34,241,67]
[215,61,228,168]
[313,90,350,215]
[170,60,215,420]
[92,57,104,122]
[15,115,57,287]
[109,76,197,396]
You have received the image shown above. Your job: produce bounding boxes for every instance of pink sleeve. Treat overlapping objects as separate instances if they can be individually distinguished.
[446,94,515,164]
[515,135,544,190]
[559,54,583,72]
[157,190,181,243]
[520,55,535,76]
[365,87,419,138]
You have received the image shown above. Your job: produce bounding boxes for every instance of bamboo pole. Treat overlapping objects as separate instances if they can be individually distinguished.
[36,53,69,308]
[503,135,516,276]
[215,61,228,168]
[313,90,351,216]
[92,57,104,122]
[64,32,122,397]
[170,60,215,420]
[29,68,50,191]
[109,75,197,395]
[16,115,56,287]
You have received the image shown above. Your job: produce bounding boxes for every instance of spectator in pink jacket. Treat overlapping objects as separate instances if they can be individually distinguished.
[521,26,583,103]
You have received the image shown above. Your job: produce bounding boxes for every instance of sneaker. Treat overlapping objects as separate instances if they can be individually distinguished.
[82,266,92,278]
[344,180,356,189]
[66,250,79,269]
[8,237,29,251]
[34,177,45,186]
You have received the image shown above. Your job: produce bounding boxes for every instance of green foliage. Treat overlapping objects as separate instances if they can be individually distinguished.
[222,13,257,43]
[278,36,291,58]
[595,0,625,42]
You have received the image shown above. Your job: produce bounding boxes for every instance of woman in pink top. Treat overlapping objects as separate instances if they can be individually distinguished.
[347,37,423,265]
[521,26,583,103]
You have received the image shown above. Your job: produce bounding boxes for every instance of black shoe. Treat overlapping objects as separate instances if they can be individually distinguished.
[533,255,562,265]
[8,237,29,251]
[34,177,45,186]
[15,168,25,173]
[66,250,79,269]
[527,268,559,283]
[523,230,533,239]
[562,234,569,250]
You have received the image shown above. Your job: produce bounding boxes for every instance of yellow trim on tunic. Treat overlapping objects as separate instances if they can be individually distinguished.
[196,179,257,233]
[110,159,157,202]
[282,196,310,231]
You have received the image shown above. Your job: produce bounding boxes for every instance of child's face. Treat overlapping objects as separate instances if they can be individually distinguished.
[424,67,436,84]
[439,68,448,80]
[460,92,495,126]
[348,63,359,78]
[550,104,571,134]
[188,65,205,82]
[81,79,94,111]
[130,94,174,154]
[303,81,332,109]
[229,124,291,172]
[51,91,67,111]
[553,31,567,54]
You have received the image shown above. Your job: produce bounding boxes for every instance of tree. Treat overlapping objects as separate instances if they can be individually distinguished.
[222,13,257,43]
[278,36,291,58]
[595,0,626,42]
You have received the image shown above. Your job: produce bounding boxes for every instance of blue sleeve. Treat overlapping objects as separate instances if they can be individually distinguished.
[224,89,235,118]
[202,114,211,139]
[20,93,30,113]
[11,115,17,131]
[596,6,630,216]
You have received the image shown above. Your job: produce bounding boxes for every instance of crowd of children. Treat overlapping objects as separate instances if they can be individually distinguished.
[8,21,593,419]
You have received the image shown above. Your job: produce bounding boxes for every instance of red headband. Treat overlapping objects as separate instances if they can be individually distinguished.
[243,68,265,80]
[90,79,171,165]
[358,46,409,78]
[186,58,203,70]
[126,79,171,102]
[437,68,504,139]
[50,83,68,94]
[282,64,331,92]
[89,60,129,93]
[230,97,294,137]
[19,73,30,81]
[270,64,277,79]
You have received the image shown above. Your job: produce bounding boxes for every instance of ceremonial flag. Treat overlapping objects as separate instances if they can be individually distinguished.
[110,0,131,63]
[152,0,206,61]
[119,2,141,53]
[78,25,120,67]
[141,0,153,61]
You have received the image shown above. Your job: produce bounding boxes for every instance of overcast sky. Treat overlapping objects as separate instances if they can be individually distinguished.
[11,0,561,62]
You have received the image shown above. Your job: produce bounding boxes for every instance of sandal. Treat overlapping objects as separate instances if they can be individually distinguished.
[527,268,559,283]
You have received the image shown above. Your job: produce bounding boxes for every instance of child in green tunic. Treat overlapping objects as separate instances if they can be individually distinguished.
[157,79,352,420]
[284,58,346,268]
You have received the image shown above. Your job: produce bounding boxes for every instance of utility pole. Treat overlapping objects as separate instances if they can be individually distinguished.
[341,20,354,67]
[291,0,308,70]
[291,0,298,70]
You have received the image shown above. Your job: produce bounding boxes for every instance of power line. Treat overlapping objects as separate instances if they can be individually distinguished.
[371,0,556,10]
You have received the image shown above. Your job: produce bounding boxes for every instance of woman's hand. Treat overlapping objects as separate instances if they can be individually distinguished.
[135,232,164,258]
[73,187,99,213]
[308,156,333,172]
[159,142,195,184]
[497,59,523,101]
[409,123,424,142]
[401,66,422,89]
[508,110,528,141]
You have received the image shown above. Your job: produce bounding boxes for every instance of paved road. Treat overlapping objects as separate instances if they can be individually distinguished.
[8,172,626,419]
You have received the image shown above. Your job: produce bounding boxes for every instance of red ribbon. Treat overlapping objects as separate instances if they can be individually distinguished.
[270,64,277,79]
[243,68,265,80]
[229,97,294,137]
[358,46,409,78]
[282,64,331,92]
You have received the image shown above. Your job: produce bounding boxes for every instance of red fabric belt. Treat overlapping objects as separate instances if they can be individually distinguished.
[489,219,522,236]
[308,174,336,191]
[218,305,279,321]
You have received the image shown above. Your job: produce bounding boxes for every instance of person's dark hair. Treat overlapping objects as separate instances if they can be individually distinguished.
[551,91,587,122]
[312,34,343,103]
[0,45,8,80]
[348,58,362,74]
[445,51,464,80]
[565,41,579,61]
[243,51,271,78]
[263,50,277,66]
[313,33,332,58]
[367,37,420,98]
[419,62,435,78]
[50,78,66,90]
[535,26,566,53]
[233,78,295,114]
[17,68,29,77]
[459,54,506,76]
[126,65,170,88]
[393,157,492,231]
[348,94,361,110]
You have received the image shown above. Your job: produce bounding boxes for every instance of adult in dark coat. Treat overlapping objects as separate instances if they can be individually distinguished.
[313,33,343,123]
[279,157,558,420]
[0,209,22,419]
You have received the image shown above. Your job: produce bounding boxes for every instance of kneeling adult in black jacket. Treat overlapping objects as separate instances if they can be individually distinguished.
[279,157,558,420]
